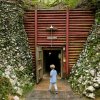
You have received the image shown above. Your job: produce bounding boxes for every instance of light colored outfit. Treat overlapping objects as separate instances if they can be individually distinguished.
[49,69,58,91]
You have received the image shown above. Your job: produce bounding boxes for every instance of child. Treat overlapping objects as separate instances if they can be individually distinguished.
[49,64,58,94]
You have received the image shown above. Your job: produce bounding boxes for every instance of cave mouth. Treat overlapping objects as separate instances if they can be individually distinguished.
[43,50,61,76]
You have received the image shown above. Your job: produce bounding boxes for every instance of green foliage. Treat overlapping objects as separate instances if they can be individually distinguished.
[0,70,3,76]
[63,0,80,8]
[68,25,100,99]
[0,77,13,100]
[0,1,35,97]
[91,0,99,4]
[21,0,80,9]
[95,89,100,97]
[95,10,100,25]
[1,0,99,9]
[22,82,35,96]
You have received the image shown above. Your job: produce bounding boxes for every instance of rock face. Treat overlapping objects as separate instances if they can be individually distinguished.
[68,22,100,99]
[0,1,35,98]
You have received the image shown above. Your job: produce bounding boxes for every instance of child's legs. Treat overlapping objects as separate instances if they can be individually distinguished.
[53,83,58,91]
[49,83,52,90]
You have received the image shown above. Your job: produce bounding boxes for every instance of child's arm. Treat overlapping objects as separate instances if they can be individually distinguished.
[50,71,52,77]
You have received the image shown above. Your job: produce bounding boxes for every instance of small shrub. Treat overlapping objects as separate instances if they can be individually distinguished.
[0,77,13,100]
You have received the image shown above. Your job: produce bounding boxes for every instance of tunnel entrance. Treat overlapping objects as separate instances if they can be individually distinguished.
[43,49,61,76]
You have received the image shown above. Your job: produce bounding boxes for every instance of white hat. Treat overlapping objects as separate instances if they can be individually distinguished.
[50,64,55,68]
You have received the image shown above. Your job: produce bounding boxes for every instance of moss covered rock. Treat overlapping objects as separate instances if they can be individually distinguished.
[0,1,35,96]
[68,24,100,99]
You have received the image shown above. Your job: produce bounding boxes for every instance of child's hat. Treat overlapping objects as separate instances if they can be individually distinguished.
[50,64,55,68]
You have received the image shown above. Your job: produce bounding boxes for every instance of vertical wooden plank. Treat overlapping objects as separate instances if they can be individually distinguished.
[35,10,37,47]
[66,9,69,74]
[35,10,38,82]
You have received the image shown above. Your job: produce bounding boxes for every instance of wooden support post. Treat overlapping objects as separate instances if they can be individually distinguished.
[35,9,37,64]
[66,9,69,75]
[35,10,37,47]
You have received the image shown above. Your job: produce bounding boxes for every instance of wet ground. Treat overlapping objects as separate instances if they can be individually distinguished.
[26,90,86,100]
[25,74,100,100]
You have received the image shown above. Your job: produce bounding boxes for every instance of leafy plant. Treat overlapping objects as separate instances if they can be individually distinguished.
[95,11,100,25]
[0,77,13,100]
[21,0,80,9]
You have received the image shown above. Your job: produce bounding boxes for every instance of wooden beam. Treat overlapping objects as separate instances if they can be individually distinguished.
[35,10,37,48]
[66,9,69,74]
[35,10,37,72]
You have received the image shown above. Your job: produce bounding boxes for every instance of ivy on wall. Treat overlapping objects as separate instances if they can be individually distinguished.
[0,1,35,99]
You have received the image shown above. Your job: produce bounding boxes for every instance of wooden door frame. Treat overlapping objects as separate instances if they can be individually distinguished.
[36,46,43,83]
[42,47,63,78]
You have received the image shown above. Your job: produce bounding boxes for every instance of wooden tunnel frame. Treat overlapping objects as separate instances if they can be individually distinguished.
[24,9,95,83]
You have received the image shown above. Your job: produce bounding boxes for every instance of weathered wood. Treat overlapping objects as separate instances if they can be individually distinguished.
[24,10,36,73]
[24,10,94,75]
